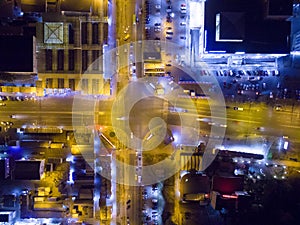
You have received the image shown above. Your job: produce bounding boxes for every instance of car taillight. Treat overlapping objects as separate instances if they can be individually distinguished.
[205,194,209,199]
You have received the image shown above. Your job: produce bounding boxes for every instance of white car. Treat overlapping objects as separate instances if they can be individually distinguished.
[154,27,161,32]
[180,22,186,26]
[166,6,172,13]
[166,27,173,34]
[166,30,173,34]
[166,34,172,39]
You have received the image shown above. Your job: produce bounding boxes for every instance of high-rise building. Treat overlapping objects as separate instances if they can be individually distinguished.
[0,0,110,96]
[33,0,110,95]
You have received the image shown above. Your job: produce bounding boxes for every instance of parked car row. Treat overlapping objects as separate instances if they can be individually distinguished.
[0,95,36,101]
[213,70,280,77]
[141,183,163,225]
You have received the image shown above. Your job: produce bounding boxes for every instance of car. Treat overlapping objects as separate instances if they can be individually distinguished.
[274,105,283,111]
[152,215,158,219]
[181,3,187,10]
[233,107,244,111]
[152,183,159,190]
[16,96,24,101]
[166,34,172,39]
[170,107,188,113]
[142,190,147,196]
[154,23,161,27]
[123,34,130,41]
[0,103,6,106]
[145,17,150,24]
[152,198,158,207]
[10,114,16,118]
[138,175,142,183]
[1,121,13,126]
[155,4,161,9]
[165,63,172,66]
[180,36,186,40]
[180,22,186,26]
[166,27,173,34]
[166,15,172,23]
[154,27,161,32]
[166,5,172,13]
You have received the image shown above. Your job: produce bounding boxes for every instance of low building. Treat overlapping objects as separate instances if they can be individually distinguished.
[210,175,251,211]
[210,190,251,211]
[14,159,45,180]
[0,157,10,180]
[180,172,210,204]
[0,211,16,223]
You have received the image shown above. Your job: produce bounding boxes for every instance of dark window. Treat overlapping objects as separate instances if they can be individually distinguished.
[68,49,75,71]
[57,49,64,71]
[45,49,52,71]
[69,79,75,90]
[46,78,53,88]
[92,50,100,70]
[69,24,74,44]
[81,22,88,44]
[82,50,88,71]
[92,23,99,44]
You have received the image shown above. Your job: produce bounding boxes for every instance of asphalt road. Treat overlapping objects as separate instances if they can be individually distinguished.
[1,94,299,154]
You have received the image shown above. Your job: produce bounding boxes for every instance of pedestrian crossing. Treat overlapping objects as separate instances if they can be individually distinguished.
[180,153,203,171]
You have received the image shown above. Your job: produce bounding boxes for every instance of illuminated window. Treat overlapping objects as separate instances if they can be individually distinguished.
[92,79,99,94]
[81,79,88,93]
[92,50,100,70]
